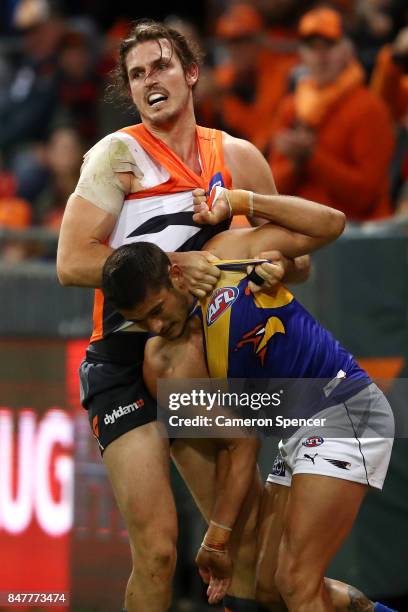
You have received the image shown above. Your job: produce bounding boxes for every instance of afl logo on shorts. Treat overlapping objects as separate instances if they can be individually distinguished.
[302,436,324,447]
[207,286,239,326]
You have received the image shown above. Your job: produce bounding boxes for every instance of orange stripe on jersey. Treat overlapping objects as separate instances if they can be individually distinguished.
[90,288,104,343]
[119,124,232,198]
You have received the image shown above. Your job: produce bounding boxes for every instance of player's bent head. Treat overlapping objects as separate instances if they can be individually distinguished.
[102,242,171,310]
[114,18,204,93]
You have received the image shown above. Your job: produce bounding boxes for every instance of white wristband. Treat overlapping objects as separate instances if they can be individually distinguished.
[223,189,233,218]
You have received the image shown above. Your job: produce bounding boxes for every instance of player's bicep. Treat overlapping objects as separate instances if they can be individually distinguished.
[57,194,117,284]
[59,194,117,250]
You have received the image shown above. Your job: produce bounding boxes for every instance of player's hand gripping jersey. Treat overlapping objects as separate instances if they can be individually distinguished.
[199,260,370,417]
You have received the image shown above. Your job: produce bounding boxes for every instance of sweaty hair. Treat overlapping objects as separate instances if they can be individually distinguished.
[108,18,204,102]
[102,242,171,310]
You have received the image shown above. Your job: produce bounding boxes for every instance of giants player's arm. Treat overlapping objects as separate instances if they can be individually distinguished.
[57,193,118,287]
[57,164,137,287]
[57,136,137,287]
[222,133,310,283]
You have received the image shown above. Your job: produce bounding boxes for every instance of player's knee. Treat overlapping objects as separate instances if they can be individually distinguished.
[125,508,177,581]
[132,535,177,581]
[146,541,177,580]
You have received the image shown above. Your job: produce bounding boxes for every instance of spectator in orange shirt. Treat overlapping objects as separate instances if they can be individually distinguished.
[214,3,300,152]
[268,7,395,221]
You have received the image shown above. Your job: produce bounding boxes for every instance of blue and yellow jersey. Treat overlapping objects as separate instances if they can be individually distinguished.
[199,260,370,404]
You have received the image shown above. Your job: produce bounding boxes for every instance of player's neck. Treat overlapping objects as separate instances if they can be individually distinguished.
[145,111,200,174]
[185,313,202,336]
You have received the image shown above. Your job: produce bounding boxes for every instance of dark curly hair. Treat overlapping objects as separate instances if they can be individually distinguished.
[107,19,204,105]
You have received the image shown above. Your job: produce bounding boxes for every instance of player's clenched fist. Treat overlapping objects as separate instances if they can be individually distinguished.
[192,187,231,225]
[193,186,254,225]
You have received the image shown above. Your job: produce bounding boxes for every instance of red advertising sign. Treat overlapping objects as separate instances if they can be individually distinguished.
[0,339,129,611]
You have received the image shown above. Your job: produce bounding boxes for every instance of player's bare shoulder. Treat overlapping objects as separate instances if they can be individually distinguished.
[144,335,168,375]
[221,132,276,193]
[144,321,208,395]
[222,133,259,170]
[105,133,145,193]
[143,336,168,397]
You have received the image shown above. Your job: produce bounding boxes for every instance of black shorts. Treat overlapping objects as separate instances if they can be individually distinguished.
[79,356,157,454]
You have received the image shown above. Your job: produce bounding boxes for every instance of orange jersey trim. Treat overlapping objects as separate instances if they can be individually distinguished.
[91,289,105,343]
[119,124,232,198]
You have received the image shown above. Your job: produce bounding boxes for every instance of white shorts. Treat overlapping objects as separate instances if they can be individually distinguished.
[266,383,394,490]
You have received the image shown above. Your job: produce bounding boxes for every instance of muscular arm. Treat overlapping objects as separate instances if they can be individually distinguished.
[242,191,345,258]
[210,437,259,530]
[196,433,260,598]
[57,194,117,287]
[57,141,135,287]
[197,189,345,260]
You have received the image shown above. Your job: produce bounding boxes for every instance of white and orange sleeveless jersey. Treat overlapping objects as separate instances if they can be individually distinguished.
[89,124,232,343]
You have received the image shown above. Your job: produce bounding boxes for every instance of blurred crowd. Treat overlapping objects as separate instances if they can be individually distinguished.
[0,0,407,261]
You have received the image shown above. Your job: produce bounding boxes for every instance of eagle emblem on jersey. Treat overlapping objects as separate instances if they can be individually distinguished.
[207,286,239,326]
[234,316,285,366]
